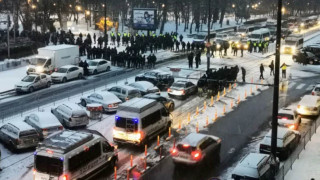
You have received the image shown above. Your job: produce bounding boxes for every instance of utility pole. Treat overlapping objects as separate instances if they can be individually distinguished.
[104,0,107,36]
[271,0,282,176]
[206,0,211,71]
[7,14,10,59]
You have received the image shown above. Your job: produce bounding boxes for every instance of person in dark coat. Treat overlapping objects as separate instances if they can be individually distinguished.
[241,67,246,82]
[93,33,96,44]
[269,60,274,75]
[188,52,194,69]
[182,41,186,52]
[187,42,191,52]
[259,63,264,80]
[79,60,84,68]
[83,60,89,76]
[240,44,244,57]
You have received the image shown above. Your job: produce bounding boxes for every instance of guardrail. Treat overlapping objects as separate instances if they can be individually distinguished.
[275,118,320,180]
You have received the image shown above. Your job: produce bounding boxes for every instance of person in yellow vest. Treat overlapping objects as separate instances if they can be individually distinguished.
[280,63,287,79]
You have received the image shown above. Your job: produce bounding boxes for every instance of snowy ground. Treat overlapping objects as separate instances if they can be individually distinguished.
[285,125,320,180]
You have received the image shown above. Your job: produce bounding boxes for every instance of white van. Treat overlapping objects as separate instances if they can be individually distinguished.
[248,28,271,43]
[113,98,172,146]
[51,103,89,128]
[33,130,117,180]
[297,95,320,116]
[282,34,304,54]
[236,26,257,37]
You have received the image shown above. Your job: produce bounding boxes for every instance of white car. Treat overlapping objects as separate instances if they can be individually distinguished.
[51,65,83,83]
[129,81,160,95]
[88,59,111,75]
[297,95,320,116]
[311,84,320,96]
[277,108,301,130]
[24,112,63,139]
[80,92,122,113]
[15,73,52,93]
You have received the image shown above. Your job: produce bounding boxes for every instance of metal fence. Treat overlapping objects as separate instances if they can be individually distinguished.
[276,118,320,180]
[0,59,29,72]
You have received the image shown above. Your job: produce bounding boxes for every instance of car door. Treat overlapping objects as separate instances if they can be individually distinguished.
[185,82,193,95]
[88,94,98,104]
[0,125,8,143]
[40,75,47,88]
[69,67,78,79]
[97,61,104,72]
[33,76,41,89]
[95,94,104,105]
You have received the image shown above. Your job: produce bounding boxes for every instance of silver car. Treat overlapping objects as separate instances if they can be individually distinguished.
[311,84,320,96]
[15,73,52,93]
[0,122,39,150]
[80,92,122,113]
[168,80,197,100]
[108,85,142,102]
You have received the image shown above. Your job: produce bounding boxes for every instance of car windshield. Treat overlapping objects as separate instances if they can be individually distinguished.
[194,35,206,40]
[250,34,261,39]
[20,130,38,137]
[30,58,47,66]
[88,61,98,66]
[22,76,36,82]
[172,83,185,88]
[285,40,297,46]
[56,68,68,73]
[35,155,63,176]
[278,113,294,120]
[238,28,247,33]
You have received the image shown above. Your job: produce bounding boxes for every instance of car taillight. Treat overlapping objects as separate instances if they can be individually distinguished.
[167,88,171,92]
[62,174,68,180]
[108,104,113,108]
[181,90,185,95]
[297,105,301,109]
[170,148,178,156]
[288,124,296,130]
[312,92,315,95]
[42,128,48,132]
[191,150,201,161]
[33,169,37,175]
[59,126,63,130]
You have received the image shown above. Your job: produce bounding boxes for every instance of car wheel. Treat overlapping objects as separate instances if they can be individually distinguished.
[78,73,83,79]
[106,66,111,71]
[62,77,67,83]
[81,100,87,107]
[29,86,34,93]
[169,103,175,112]
[93,70,98,75]
[47,82,51,88]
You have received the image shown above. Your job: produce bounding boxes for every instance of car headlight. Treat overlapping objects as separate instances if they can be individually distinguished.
[36,66,43,73]
[281,47,285,53]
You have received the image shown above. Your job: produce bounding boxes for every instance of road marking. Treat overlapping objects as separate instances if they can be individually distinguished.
[306,85,314,90]
[296,83,306,89]
[288,82,296,88]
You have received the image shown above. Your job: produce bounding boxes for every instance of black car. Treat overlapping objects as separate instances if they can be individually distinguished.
[143,93,175,112]
[168,80,197,100]
[293,50,320,65]
[259,127,300,160]
[135,71,174,90]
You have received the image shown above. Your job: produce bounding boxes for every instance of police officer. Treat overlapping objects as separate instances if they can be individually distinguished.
[188,52,194,69]
[280,63,287,79]
[187,42,191,52]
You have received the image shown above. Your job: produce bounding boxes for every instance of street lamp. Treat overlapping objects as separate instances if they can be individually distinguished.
[232,4,235,8]
[31,4,37,31]
[281,7,286,14]
[85,10,91,31]
[162,4,165,8]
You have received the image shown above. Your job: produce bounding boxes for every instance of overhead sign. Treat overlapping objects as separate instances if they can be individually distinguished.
[132,8,157,30]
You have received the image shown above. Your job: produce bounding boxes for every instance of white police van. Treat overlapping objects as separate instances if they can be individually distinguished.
[113,98,172,146]
[33,130,117,180]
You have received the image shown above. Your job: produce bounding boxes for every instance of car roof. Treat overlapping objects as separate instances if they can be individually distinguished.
[112,85,138,91]
[118,98,157,113]
[59,65,78,69]
[39,45,77,51]
[90,59,107,62]
[93,92,121,103]
[59,102,83,110]
[266,127,290,138]
[179,133,219,147]
[278,108,294,115]
[143,93,162,99]
[233,153,269,178]
[299,95,319,105]
[6,122,35,132]
[28,112,61,128]
[129,81,154,89]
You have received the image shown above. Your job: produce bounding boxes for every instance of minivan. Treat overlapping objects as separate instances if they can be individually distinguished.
[51,102,89,128]
[108,85,142,102]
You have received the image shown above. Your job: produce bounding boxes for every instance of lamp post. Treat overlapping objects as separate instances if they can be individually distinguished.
[85,10,90,31]
[104,0,107,36]
[206,0,211,71]
[31,4,37,32]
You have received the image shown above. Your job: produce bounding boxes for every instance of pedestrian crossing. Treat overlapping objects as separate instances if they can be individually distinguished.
[284,81,315,91]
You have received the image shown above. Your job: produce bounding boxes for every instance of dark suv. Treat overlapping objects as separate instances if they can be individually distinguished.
[293,50,320,65]
[135,71,174,90]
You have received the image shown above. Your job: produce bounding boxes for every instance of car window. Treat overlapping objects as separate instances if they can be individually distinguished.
[69,67,76,72]
[89,94,97,98]
[98,61,104,65]
[199,137,215,150]
[121,89,127,95]
[110,87,121,93]
[35,77,40,81]
[41,75,46,79]
[160,97,167,102]
[96,94,103,100]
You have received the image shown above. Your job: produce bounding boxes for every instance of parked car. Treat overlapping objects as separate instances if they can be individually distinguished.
[129,81,160,95]
[296,95,320,116]
[168,80,197,100]
[24,112,63,139]
[0,122,39,150]
[231,153,279,180]
[143,93,175,112]
[108,85,142,102]
[311,84,320,96]
[15,73,52,93]
[170,133,221,166]
[259,127,300,160]
[51,102,89,128]
[80,92,122,113]
[293,50,320,65]
[51,65,83,83]
[135,71,174,90]
[277,107,301,130]
[88,59,111,74]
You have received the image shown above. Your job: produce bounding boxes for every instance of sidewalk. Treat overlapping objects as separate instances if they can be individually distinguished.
[285,125,320,180]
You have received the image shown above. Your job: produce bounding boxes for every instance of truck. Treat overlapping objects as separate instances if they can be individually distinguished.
[281,34,303,54]
[27,45,79,74]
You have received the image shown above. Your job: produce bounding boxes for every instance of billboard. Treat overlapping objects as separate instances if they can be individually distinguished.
[132,8,157,30]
